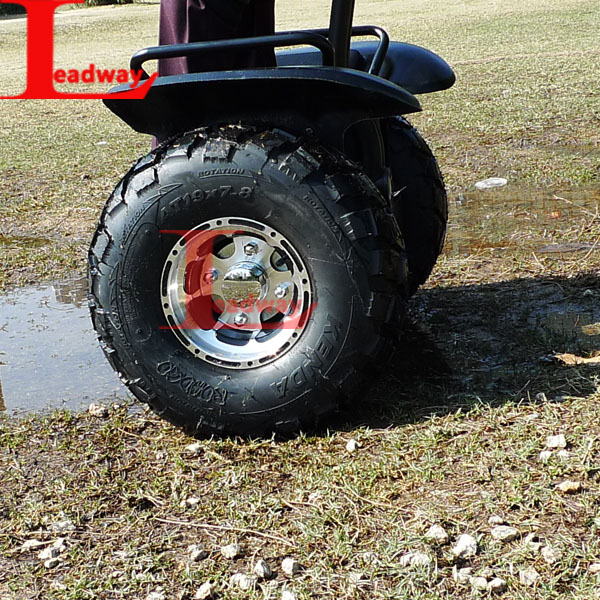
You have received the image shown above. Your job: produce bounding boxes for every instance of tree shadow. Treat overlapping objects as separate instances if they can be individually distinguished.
[335,273,600,430]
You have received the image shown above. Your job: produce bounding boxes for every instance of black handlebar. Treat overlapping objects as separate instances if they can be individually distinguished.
[130,31,336,79]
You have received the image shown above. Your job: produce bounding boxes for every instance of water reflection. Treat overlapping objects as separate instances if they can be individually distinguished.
[0,278,127,414]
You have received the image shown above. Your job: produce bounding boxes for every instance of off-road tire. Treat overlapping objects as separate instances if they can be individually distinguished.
[88,126,408,437]
[386,116,447,295]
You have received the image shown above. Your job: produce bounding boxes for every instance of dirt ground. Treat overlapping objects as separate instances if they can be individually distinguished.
[0,0,599,598]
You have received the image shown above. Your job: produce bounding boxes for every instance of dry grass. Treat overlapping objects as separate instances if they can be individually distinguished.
[0,0,599,287]
[1,2,599,598]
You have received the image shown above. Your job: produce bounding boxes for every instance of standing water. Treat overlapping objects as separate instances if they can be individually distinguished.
[0,278,127,414]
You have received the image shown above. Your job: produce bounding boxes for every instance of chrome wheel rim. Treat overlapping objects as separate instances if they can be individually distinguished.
[161,217,313,369]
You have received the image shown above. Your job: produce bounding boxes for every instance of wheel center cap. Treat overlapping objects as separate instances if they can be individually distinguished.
[221,262,265,307]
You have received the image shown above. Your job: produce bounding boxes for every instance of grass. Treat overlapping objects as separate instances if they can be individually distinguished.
[1,1,600,598]
[3,393,600,599]
[0,0,599,287]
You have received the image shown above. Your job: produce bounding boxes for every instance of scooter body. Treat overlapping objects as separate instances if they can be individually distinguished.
[89,0,455,437]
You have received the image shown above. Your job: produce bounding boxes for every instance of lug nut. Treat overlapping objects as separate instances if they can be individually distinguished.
[244,242,259,256]
[274,284,289,299]
[234,313,249,327]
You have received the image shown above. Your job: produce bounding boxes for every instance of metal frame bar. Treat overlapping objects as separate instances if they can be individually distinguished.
[328,0,356,68]
[130,31,336,78]
[311,25,390,75]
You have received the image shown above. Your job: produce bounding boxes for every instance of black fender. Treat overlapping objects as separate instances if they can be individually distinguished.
[103,66,421,147]
[277,41,455,95]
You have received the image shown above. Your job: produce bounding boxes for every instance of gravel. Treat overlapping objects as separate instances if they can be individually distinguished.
[541,545,562,565]
[453,567,473,583]
[188,544,208,562]
[452,534,478,558]
[88,402,109,418]
[230,573,256,591]
[346,439,360,453]
[424,524,449,544]
[185,442,203,455]
[471,576,488,591]
[490,525,519,542]
[21,539,44,551]
[488,577,507,593]
[488,515,504,526]
[400,552,432,568]
[253,558,273,580]
[50,519,76,533]
[557,480,582,494]
[43,557,61,569]
[523,533,542,553]
[546,434,567,449]
[220,542,243,559]
[588,563,600,574]
[182,496,201,508]
[281,591,298,600]
[39,539,66,561]
[193,582,214,599]
[282,557,302,576]
[519,567,540,586]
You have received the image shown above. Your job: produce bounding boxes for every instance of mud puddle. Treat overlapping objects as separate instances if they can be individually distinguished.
[445,187,599,256]
[0,278,127,414]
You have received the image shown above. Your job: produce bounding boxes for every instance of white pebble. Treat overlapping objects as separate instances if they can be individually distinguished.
[183,496,201,508]
[475,177,507,190]
[146,591,165,600]
[194,582,214,599]
[523,533,542,553]
[21,539,44,551]
[557,480,581,494]
[539,450,553,462]
[488,577,507,593]
[39,544,61,561]
[348,571,366,585]
[588,563,600,574]
[557,449,570,461]
[490,526,519,542]
[88,402,108,418]
[220,542,242,559]
[488,515,504,526]
[399,552,431,567]
[452,534,478,558]
[346,438,360,453]
[541,545,562,565]
[424,524,449,544]
[453,566,473,583]
[188,544,208,562]
[471,576,488,591]
[50,519,76,533]
[546,434,567,449]
[44,557,61,569]
[185,441,203,455]
[281,591,298,600]
[253,558,273,579]
[282,557,302,576]
[519,567,540,586]
[230,573,256,591]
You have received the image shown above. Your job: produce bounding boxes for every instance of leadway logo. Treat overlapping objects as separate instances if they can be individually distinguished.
[0,0,157,99]
[54,64,146,87]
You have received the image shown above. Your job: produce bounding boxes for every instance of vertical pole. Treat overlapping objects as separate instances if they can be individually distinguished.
[328,0,355,67]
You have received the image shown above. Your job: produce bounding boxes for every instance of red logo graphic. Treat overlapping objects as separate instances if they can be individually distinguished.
[0,0,157,99]
[161,229,315,331]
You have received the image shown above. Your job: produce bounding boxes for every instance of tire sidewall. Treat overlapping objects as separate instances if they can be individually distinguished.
[105,154,375,433]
